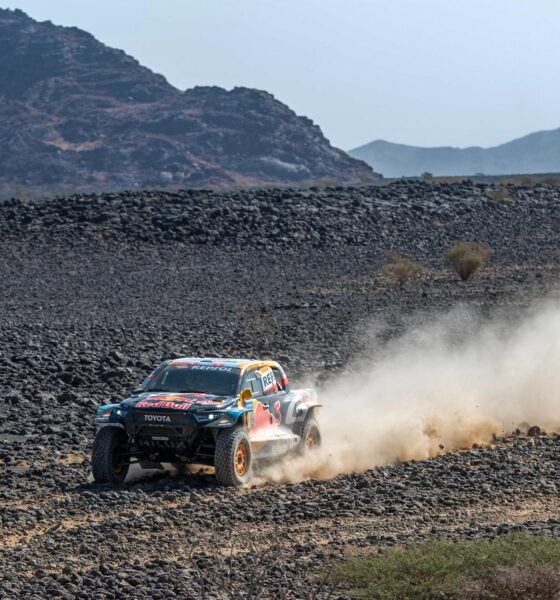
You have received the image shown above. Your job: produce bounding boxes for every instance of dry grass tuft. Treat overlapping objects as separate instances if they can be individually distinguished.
[487,184,511,205]
[380,253,424,288]
[463,564,560,600]
[446,242,490,281]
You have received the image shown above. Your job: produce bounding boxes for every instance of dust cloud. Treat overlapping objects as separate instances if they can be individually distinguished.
[263,299,560,483]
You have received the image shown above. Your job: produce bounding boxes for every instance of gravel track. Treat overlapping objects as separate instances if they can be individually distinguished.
[1,182,560,598]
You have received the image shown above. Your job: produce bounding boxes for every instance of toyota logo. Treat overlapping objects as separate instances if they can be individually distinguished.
[143,414,171,423]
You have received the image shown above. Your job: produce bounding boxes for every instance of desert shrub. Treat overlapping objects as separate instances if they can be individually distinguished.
[332,534,560,600]
[380,253,423,288]
[543,175,560,187]
[487,183,510,204]
[446,242,490,281]
[422,171,434,183]
[519,176,539,185]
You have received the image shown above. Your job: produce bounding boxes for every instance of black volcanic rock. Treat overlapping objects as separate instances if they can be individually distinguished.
[0,8,377,192]
[1,181,559,263]
[1,182,560,598]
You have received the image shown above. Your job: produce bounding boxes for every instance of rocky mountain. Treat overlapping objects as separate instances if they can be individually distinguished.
[349,129,560,178]
[0,8,377,193]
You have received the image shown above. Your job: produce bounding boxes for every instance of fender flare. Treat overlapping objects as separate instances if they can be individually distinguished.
[97,422,125,430]
[292,402,321,434]
[203,407,253,429]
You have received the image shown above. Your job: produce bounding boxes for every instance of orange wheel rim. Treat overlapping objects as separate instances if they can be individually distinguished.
[305,430,318,449]
[235,443,248,477]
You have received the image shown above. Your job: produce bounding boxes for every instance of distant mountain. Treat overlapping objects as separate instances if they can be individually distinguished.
[349,129,560,178]
[0,9,377,193]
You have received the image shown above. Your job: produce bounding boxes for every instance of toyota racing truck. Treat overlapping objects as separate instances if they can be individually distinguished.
[92,358,321,486]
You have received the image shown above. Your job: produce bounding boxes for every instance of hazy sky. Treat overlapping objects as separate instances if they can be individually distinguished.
[4,0,560,150]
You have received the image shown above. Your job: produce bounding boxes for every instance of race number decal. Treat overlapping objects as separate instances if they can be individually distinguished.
[260,368,275,393]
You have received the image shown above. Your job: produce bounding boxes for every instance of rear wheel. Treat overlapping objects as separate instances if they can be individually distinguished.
[296,417,321,456]
[215,427,252,487]
[91,427,130,485]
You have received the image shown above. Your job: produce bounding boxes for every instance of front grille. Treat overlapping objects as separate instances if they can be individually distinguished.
[137,437,188,450]
[126,411,197,439]
[135,425,179,437]
[133,412,185,425]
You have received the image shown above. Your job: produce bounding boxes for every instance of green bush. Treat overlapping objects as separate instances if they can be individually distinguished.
[446,242,490,281]
[380,253,424,288]
[332,534,560,600]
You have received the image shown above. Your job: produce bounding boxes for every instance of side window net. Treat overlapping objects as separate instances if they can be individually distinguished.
[243,371,263,397]
[250,375,263,396]
[272,369,284,391]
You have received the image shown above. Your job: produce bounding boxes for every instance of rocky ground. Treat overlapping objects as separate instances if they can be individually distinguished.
[1,181,560,598]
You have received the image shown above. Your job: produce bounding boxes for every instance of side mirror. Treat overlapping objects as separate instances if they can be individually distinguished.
[239,388,252,406]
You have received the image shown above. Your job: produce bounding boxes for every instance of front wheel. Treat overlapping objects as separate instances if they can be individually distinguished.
[215,427,252,487]
[91,427,130,485]
[296,417,321,456]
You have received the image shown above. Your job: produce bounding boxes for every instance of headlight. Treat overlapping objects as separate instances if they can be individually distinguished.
[95,411,111,422]
[115,409,127,417]
[194,411,224,423]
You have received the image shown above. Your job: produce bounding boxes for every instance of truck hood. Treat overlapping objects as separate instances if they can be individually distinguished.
[121,392,233,411]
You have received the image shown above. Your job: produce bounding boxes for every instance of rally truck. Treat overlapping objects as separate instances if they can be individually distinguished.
[92,357,321,486]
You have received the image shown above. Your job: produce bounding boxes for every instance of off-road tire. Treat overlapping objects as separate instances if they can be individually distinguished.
[296,417,321,456]
[215,427,252,487]
[91,427,130,485]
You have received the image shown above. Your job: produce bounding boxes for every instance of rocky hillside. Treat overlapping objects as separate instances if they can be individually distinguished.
[0,8,376,193]
[350,129,560,177]
[1,181,559,265]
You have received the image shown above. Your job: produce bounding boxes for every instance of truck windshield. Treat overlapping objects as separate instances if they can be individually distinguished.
[145,366,240,397]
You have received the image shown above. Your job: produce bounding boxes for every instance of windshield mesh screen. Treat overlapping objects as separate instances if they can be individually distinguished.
[147,366,239,396]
